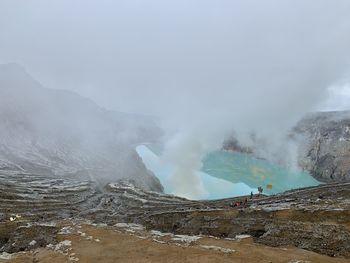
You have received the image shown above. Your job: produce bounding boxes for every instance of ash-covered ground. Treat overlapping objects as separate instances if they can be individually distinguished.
[0,170,349,262]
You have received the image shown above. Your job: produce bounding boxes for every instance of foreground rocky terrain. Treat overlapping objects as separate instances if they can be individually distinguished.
[1,220,349,263]
[0,171,349,261]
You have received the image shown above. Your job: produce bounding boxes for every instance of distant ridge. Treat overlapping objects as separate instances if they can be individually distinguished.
[0,63,163,192]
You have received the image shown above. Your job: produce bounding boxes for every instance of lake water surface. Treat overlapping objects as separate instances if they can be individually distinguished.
[136,145,320,200]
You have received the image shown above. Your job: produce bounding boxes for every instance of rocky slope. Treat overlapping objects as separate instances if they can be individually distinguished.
[294,111,350,182]
[223,111,350,183]
[0,63,163,192]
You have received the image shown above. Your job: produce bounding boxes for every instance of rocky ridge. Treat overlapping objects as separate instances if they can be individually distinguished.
[0,63,163,192]
[294,111,350,182]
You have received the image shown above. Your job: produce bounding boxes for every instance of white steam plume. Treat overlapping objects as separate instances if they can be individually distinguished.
[1,1,350,198]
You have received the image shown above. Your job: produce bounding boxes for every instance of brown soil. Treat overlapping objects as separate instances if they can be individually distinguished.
[1,222,349,263]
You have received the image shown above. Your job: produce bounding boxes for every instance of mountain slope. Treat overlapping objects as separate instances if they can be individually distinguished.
[0,63,163,191]
[294,111,350,182]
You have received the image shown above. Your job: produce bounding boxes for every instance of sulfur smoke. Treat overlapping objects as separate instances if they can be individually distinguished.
[1,1,350,198]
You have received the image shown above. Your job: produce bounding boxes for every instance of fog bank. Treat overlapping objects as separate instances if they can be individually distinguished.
[1,1,350,198]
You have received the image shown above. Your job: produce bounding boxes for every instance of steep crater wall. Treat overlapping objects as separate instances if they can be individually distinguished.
[294,111,350,182]
[223,111,350,183]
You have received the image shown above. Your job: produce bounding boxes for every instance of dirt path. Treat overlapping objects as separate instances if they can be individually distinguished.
[1,222,349,263]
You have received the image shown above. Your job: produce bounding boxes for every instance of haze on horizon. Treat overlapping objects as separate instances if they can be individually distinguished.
[0,0,350,115]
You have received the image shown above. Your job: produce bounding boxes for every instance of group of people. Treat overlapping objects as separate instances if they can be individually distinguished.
[229,197,248,208]
[229,186,264,208]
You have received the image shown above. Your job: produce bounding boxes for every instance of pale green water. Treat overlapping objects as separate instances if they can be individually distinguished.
[202,151,320,195]
[137,144,320,199]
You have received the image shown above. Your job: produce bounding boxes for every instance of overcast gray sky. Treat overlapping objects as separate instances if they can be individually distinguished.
[1,0,350,131]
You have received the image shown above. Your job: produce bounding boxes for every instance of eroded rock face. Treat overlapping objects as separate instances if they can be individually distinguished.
[135,183,350,258]
[294,111,350,182]
[1,224,58,253]
[261,221,350,257]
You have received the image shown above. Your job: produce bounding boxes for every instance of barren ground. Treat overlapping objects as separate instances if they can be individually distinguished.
[1,221,349,263]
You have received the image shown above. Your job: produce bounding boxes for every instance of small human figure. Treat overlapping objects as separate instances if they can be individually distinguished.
[250,191,253,199]
[244,198,248,206]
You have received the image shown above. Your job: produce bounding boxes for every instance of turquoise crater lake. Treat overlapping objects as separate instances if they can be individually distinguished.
[136,145,320,200]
